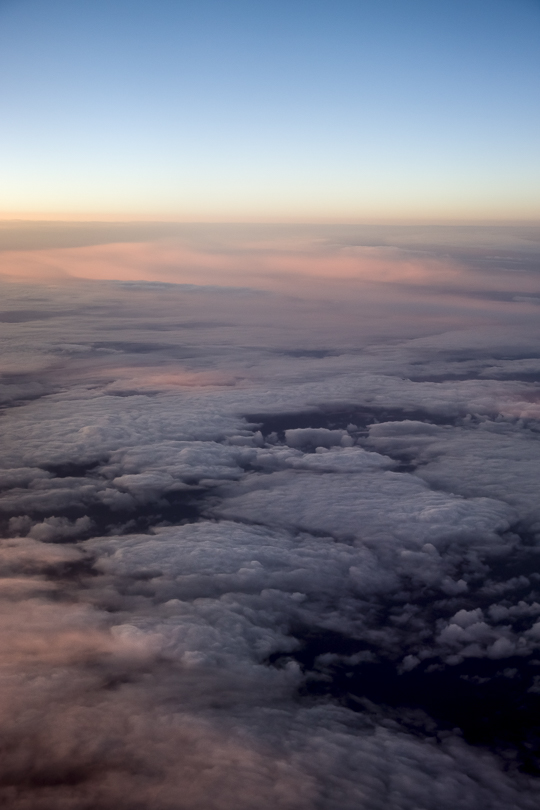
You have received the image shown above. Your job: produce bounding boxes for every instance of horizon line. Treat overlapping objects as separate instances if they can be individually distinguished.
[1,216,539,228]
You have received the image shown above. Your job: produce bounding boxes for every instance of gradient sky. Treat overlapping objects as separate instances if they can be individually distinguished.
[1,0,539,221]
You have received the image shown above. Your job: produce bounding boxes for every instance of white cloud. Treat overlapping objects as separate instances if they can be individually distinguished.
[1,238,540,807]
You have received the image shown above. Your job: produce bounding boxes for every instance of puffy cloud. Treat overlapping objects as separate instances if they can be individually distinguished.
[211,469,516,553]
[0,227,540,807]
[366,418,540,525]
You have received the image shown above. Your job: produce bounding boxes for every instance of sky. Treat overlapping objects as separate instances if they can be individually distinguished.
[1,0,540,221]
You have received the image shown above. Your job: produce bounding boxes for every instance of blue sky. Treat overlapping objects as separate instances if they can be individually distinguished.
[1,0,539,220]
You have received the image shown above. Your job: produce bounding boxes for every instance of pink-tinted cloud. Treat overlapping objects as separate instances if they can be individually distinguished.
[0,238,535,293]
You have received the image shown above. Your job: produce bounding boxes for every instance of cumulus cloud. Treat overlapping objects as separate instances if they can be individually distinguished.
[0,224,539,807]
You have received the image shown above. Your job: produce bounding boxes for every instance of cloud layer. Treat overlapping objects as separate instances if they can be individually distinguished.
[0,226,539,808]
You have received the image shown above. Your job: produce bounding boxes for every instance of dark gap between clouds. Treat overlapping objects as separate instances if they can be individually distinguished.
[243,406,462,439]
[0,490,207,541]
[269,628,540,775]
